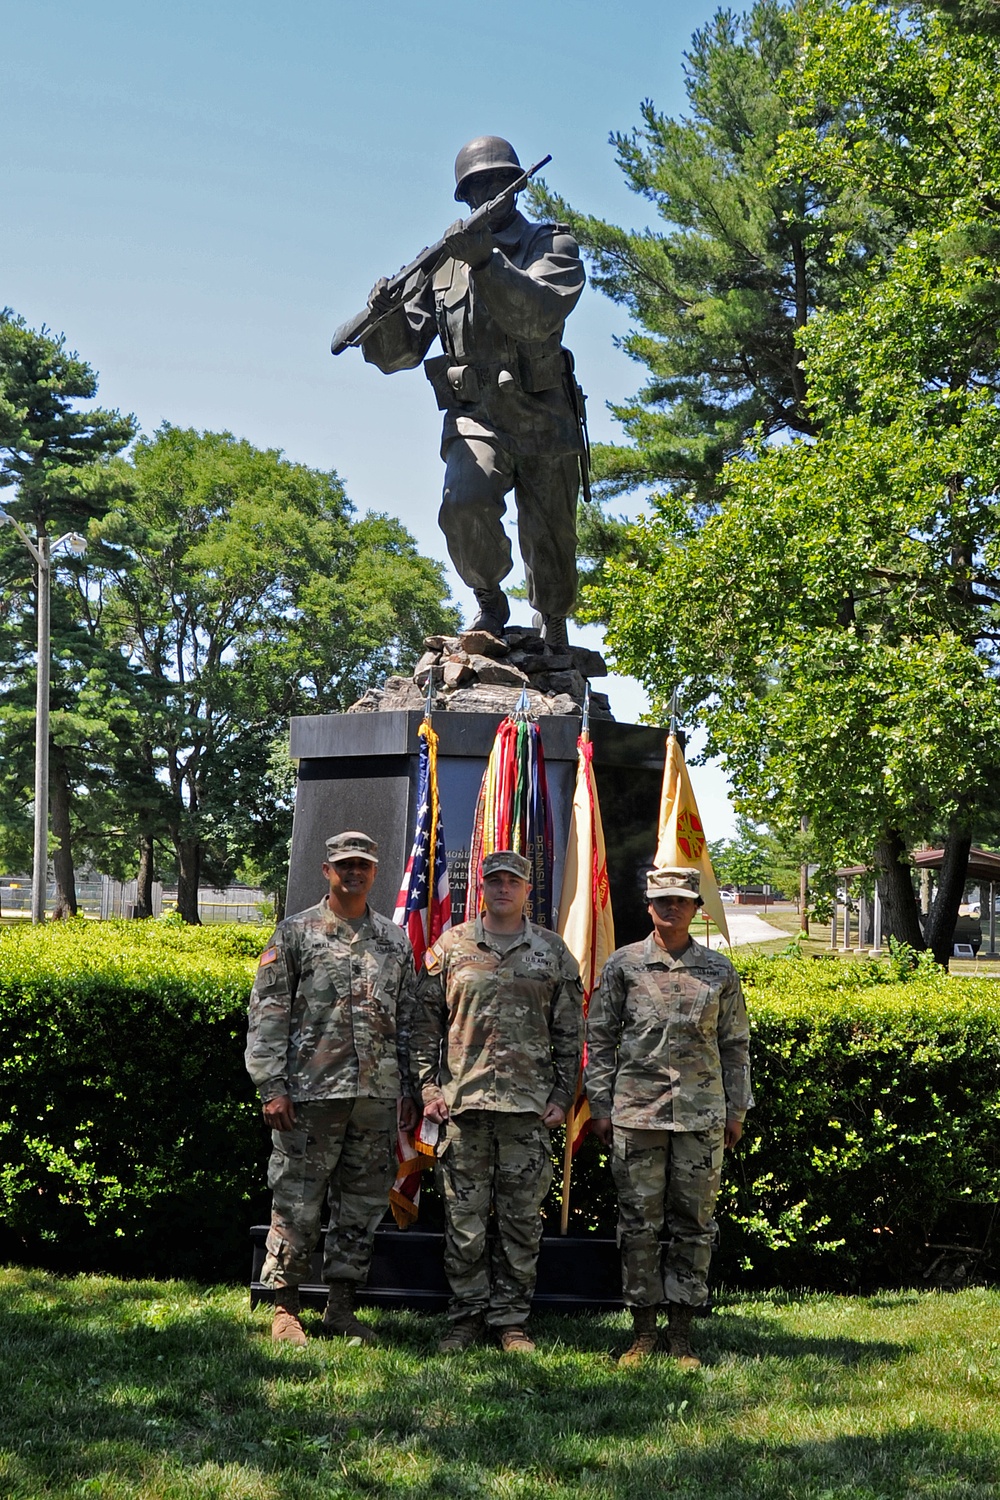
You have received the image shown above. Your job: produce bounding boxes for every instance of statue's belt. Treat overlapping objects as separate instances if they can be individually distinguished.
[423,350,566,411]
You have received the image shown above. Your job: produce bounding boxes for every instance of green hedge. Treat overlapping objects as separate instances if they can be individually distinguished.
[719,951,1000,1288]
[0,920,267,1279]
[3,922,1000,1288]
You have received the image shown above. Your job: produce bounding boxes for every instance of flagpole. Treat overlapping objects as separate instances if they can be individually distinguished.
[560,683,591,1236]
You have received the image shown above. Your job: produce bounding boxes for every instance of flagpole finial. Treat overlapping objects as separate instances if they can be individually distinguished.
[669,687,679,735]
[515,686,530,718]
[581,681,591,740]
[424,664,435,719]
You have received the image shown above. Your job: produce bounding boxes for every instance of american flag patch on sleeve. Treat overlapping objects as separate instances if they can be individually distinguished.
[258,945,278,967]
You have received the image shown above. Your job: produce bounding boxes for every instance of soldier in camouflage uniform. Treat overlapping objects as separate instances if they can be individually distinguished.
[411,849,583,1353]
[245,831,417,1346]
[586,867,752,1368]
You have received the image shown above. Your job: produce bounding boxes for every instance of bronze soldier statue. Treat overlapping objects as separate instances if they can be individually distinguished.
[335,137,588,646]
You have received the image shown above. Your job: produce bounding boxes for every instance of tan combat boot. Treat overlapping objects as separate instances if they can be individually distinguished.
[320,1281,377,1344]
[498,1325,536,1354]
[437,1315,485,1354]
[665,1302,701,1370]
[618,1304,659,1366]
[271,1288,307,1346]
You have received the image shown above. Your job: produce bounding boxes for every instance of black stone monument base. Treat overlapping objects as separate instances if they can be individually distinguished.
[249,1224,622,1313]
[287,709,670,945]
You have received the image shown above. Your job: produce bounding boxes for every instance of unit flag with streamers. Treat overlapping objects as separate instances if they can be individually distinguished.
[465,692,554,925]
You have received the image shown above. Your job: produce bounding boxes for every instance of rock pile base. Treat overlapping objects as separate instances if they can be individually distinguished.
[347,626,613,720]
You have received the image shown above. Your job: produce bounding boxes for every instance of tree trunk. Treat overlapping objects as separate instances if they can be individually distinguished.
[175,837,202,924]
[49,750,77,920]
[135,832,155,919]
[874,828,924,948]
[274,885,286,923]
[924,824,973,965]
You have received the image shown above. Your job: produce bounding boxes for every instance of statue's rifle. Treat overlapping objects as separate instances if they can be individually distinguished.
[330,155,551,357]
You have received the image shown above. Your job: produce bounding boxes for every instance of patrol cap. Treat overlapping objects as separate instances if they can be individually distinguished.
[646,866,701,901]
[324,831,379,865]
[454,135,522,202]
[482,849,531,880]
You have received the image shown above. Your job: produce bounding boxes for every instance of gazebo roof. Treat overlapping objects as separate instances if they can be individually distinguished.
[911,847,1000,882]
[838,847,1000,882]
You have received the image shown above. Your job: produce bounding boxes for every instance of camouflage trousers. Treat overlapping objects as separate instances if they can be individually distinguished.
[440,437,579,617]
[259,1097,396,1290]
[435,1109,553,1327]
[611,1126,724,1309]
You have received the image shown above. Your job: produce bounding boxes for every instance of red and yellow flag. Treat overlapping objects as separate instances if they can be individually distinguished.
[557,733,615,1230]
[655,732,730,945]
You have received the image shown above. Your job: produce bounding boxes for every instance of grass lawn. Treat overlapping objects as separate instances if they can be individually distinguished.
[3,1270,1000,1498]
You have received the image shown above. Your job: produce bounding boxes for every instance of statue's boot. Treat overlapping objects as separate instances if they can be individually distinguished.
[532,612,569,649]
[469,589,509,639]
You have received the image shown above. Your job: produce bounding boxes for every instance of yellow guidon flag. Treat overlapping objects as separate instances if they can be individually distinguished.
[655,731,731,947]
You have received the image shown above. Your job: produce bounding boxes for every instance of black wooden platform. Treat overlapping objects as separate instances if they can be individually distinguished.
[250,1224,623,1312]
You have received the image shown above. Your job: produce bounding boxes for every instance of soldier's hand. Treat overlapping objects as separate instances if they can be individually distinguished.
[590,1117,614,1148]
[398,1097,419,1133]
[423,1098,450,1124]
[724,1118,743,1150]
[443,218,494,269]
[263,1094,296,1132]
[367,276,396,317]
[541,1102,566,1129]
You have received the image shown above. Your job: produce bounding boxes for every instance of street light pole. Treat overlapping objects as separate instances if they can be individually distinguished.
[32,533,51,923]
[0,511,86,922]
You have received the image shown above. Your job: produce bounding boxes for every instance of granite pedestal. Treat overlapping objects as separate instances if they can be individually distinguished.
[287,710,669,945]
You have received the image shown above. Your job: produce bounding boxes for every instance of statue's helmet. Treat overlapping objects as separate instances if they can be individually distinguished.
[454,136,522,202]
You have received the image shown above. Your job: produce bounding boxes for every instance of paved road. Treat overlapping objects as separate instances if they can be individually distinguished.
[706,908,788,949]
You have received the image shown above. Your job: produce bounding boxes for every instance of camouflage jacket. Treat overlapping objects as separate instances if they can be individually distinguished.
[244,899,416,1105]
[411,915,583,1116]
[362,210,586,458]
[585,935,752,1132]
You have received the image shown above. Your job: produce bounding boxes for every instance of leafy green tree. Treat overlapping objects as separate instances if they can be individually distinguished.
[0,310,137,916]
[532,0,883,546]
[710,817,808,899]
[711,818,769,891]
[592,2,1000,958]
[96,426,457,921]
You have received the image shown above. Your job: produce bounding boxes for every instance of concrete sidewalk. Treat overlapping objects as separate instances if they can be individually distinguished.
[707,909,788,949]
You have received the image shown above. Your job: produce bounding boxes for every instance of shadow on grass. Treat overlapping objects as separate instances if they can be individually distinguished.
[370,1304,910,1367]
[556,1426,1000,1499]
[695,1309,909,1366]
[0,1276,981,1500]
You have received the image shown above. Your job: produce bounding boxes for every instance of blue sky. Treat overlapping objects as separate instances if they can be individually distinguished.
[3,0,737,836]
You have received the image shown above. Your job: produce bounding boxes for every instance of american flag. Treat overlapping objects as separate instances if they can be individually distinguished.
[393,717,452,969]
[390,716,451,1226]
